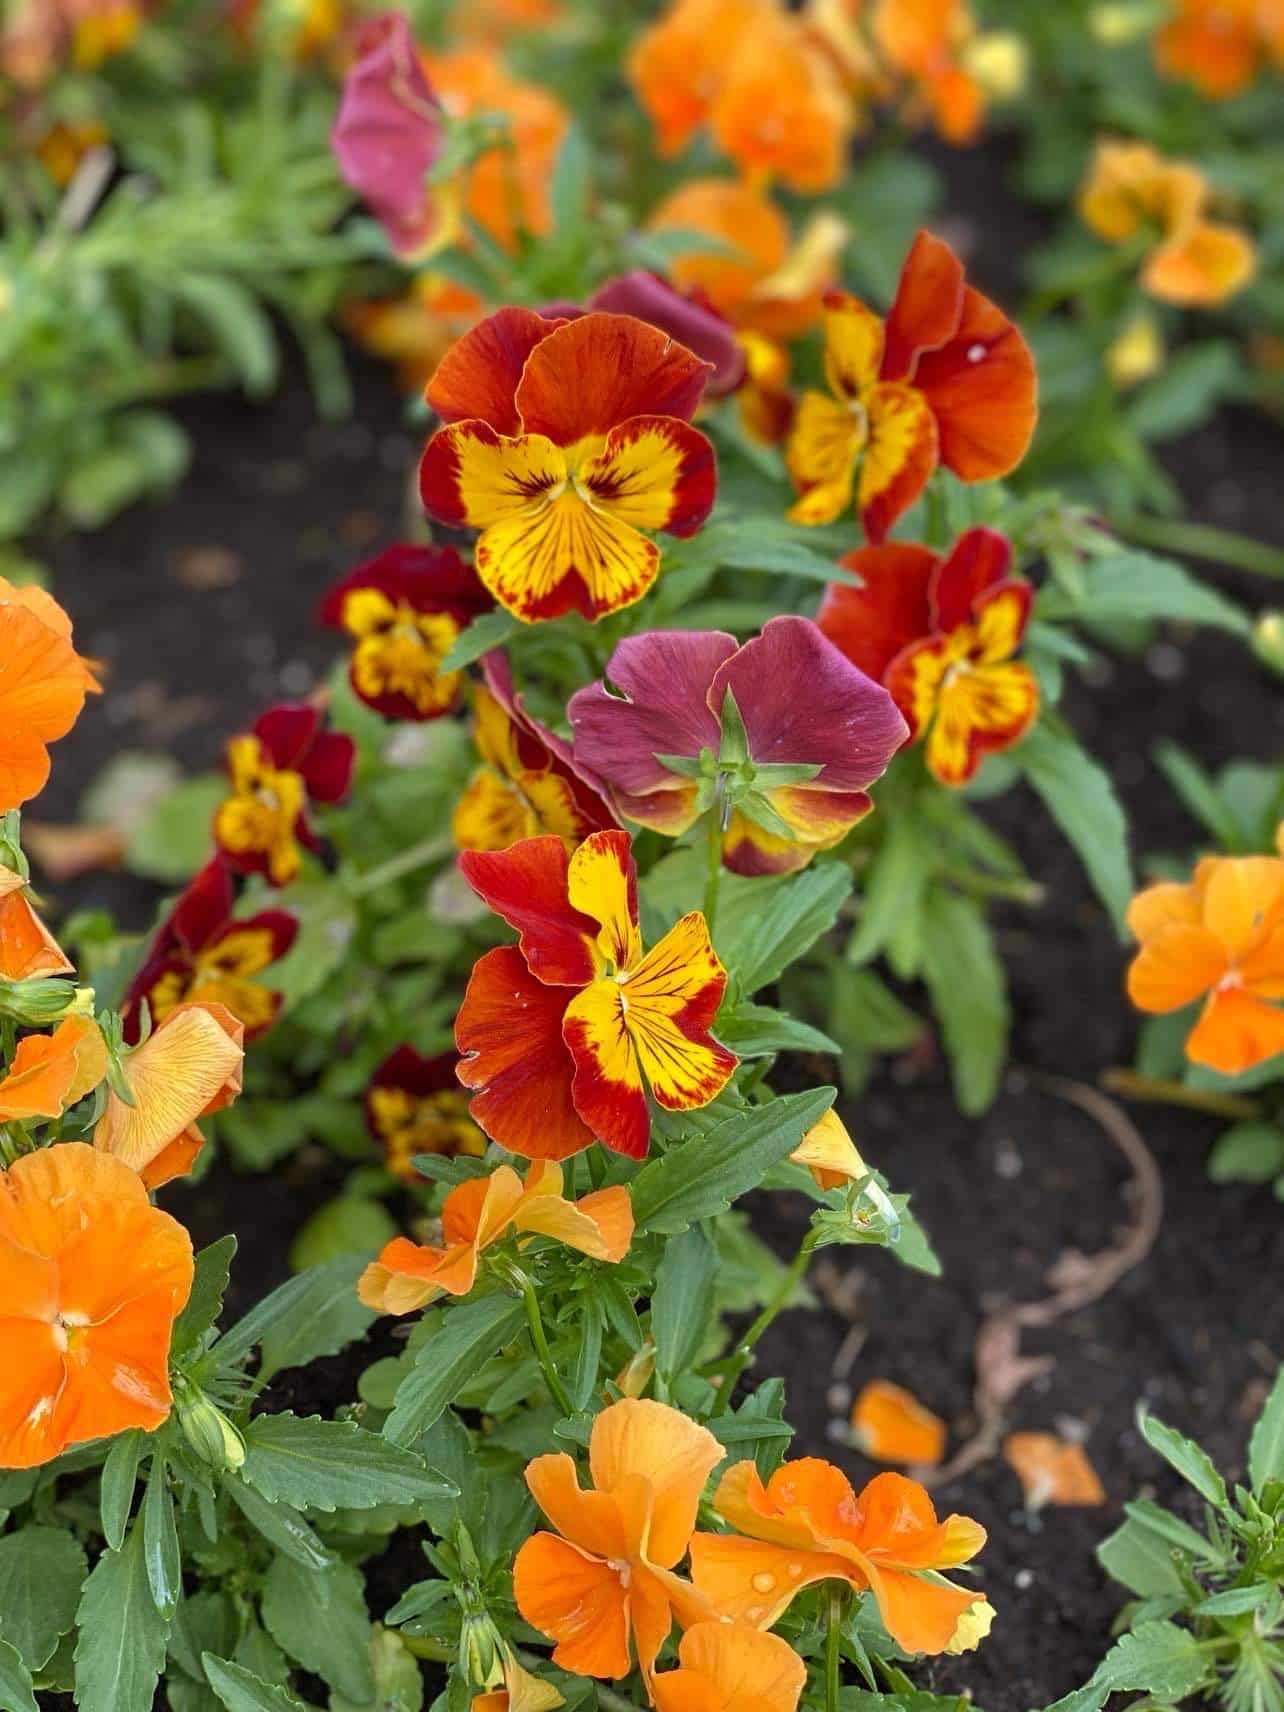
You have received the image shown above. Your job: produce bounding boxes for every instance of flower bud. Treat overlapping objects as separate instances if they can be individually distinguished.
[1106,314,1163,389]
[0,976,78,1027]
[963,32,1028,101]
[614,1342,657,1399]
[460,1612,503,1689]
[1253,613,1284,677]
[176,1386,246,1472]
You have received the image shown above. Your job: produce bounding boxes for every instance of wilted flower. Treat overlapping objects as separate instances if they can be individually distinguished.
[320,543,491,721]
[568,617,907,875]
[454,653,616,854]
[0,579,101,813]
[0,1143,193,1468]
[420,308,717,623]
[0,864,73,982]
[213,704,355,886]
[123,858,297,1042]
[786,231,1037,539]
[819,527,1038,786]
[365,1045,486,1180]
[455,830,736,1159]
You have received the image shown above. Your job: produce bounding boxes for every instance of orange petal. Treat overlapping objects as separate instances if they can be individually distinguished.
[1143,221,1257,307]
[859,381,939,542]
[863,1563,980,1656]
[426,305,555,434]
[653,1621,806,1712]
[1003,1432,1106,1508]
[94,1002,243,1181]
[689,1531,856,1628]
[0,1015,106,1121]
[1126,880,1201,942]
[1185,986,1284,1076]
[0,591,100,812]
[911,286,1038,484]
[1127,923,1227,1014]
[0,868,74,980]
[589,1398,725,1569]
[512,1533,631,1678]
[526,1450,631,1560]
[514,1168,635,1264]
[1200,857,1284,964]
[852,1380,946,1466]
[514,312,712,444]
[881,230,965,382]
[791,1108,868,1191]
[357,1235,474,1314]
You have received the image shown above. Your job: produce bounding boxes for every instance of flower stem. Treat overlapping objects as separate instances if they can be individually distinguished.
[508,1263,575,1417]
[711,1228,816,1416]
[825,1586,845,1712]
[1117,513,1284,581]
[702,802,723,931]
[1100,1067,1262,1121]
[344,835,446,899]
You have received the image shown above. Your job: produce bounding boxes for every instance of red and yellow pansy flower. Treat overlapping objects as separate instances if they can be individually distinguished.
[785,230,1037,540]
[818,527,1039,786]
[513,1398,723,1683]
[365,1044,487,1181]
[690,1458,988,1655]
[455,830,736,1159]
[358,1158,633,1313]
[0,1143,193,1469]
[419,308,717,624]
[0,578,101,814]
[213,704,355,886]
[453,653,617,855]
[320,543,491,721]
[123,858,297,1042]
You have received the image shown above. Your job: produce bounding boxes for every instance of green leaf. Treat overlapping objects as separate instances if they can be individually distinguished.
[684,514,853,583]
[717,862,853,994]
[847,809,933,976]
[0,1526,86,1670]
[439,610,518,673]
[632,1087,835,1234]
[213,1255,376,1385]
[1138,1407,1229,1510]
[1127,341,1239,443]
[1153,743,1244,848]
[651,1227,717,1381]
[1209,1122,1284,1184]
[1018,721,1132,933]
[142,1457,181,1614]
[1039,548,1248,635]
[125,776,228,883]
[74,1524,171,1712]
[288,1197,397,1271]
[0,1640,36,1712]
[224,1477,332,1571]
[173,1236,237,1359]
[261,1555,372,1705]
[202,1655,306,1712]
[1089,1620,1210,1703]
[715,1004,840,1057]
[241,1413,456,1513]
[549,122,593,232]
[173,275,279,396]
[1250,1367,1284,1494]
[919,890,1008,1116]
[99,1431,144,1551]
[385,1293,526,1445]
[1096,1516,1185,1598]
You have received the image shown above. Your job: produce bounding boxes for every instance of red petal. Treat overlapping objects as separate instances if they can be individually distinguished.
[301,732,355,804]
[817,545,937,683]
[459,837,599,986]
[514,313,712,445]
[911,287,1038,481]
[253,704,322,771]
[881,230,965,382]
[427,307,559,435]
[929,527,1014,630]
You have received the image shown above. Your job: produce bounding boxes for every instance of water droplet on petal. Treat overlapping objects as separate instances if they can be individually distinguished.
[751,1572,776,1593]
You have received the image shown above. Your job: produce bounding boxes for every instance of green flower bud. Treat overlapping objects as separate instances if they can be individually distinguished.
[460,1612,503,1689]
[0,976,78,1027]
[1253,613,1284,678]
[175,1385,246,1472]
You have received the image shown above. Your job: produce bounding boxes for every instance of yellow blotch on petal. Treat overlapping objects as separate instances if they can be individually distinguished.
[215,736,308,886]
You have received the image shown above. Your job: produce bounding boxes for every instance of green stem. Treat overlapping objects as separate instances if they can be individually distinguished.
[943,866,1046,906]
[345,835,445,899]
[508,1264,575,1417]
[703,802,723,931]
[1117,514,1284,581]
[825,1586,845,1712]
[711,1229,816,1416]
[1100,1067,1262,1121]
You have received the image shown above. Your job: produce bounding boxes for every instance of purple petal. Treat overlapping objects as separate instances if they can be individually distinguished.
[712,616,910,791]
[588,272,746,398]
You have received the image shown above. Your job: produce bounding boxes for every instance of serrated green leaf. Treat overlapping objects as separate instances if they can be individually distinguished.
[385,1293,526,1445]
[1040,547,1248,634]
[74,1525,171,1712]
[0,1527,86,1670]
[1138,1408,1229,1510]
[202,1655,306,1712]
[717,862,853,993]
[1096,1515,1185,1598]
[1018,721,1132,933]
[1250,1367,1284,1494]
[0,1639,36,1712]
[224,1477,333,1571]
[212,1255,376,1385]
[1090,1619,1209,1702]
[919,890,1008,1116]
[715,1003,840,1057]
[261,1555,372,1704]
[241,1413,456,1513]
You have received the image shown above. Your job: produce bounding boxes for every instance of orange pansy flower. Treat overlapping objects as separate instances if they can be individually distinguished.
[652,1622,806,1712]
[94,1001,244,1189]
[359,1158,633,1314]
[1003,1433,1106,1509]
[512,1398,722,1683]
[872,0,985,143]
[690,1459,986,1655]
[852,1380,946,1466]
[1155,0,1283,97]
[1125,855,1284,1076]
[0,579,101,813]
[1078,140,1257,308]
[0,1142,193,1468]
[786,231,1037,539]
[0,1015,107,1123]
[0,865,73,981]
[420,309,717,625]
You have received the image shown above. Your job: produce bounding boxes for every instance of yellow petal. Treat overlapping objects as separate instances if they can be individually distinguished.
[94,1002,244,1178]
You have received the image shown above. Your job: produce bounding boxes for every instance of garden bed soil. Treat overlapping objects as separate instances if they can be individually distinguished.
[31,274,1284,1712]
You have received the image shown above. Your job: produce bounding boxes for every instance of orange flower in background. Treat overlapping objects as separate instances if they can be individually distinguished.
[0,1143,193,1469]
[872,0,984,142]
[1078,140,1257,308]
[0,866,73,982]
[652,1622,806,1712]
[0,580,100,813]
[342,276,485,394]
[0,1015,107,1123]
[690,1460,987,1656]
[1126,855,1284,1076]
[454,0,566,47]
[420,308,717,624]
[852,1380,947,1466]
[1155,0,1284,97]
[786,231,1037,539]
[456,831,736,1160]
[425,50,569,252]
[513,1398,722,1682]
[94,1001,244,1189]
[1003,1433,1106,1509]
[365,1046,486,1182]
[358,1158,632,1313]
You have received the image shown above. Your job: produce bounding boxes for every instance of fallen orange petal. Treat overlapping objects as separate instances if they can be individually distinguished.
[1003,1432,1106,1508]
[852,1379,947,1466]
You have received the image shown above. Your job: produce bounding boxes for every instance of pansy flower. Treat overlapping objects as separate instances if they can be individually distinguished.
[785,230,1037,540]
[0,1143,193,1469]
[871,0,987,144]
[366,1044,487,1181]
[456,830,736,1159]
[419,308,717,624]
[0,578,101,813]
[123,859,297,1043]
[818,527,1038,786]
[95,1001,244,1189]
[561,272,746,399]
[1125,854,1284,1076]
[690,1459,987,1655]
[319,543,491,721]
[653,1623,806,1712]
[513,1398,723,1682]
[454,653,617,855]
[1155,0,1282,98]
[568,617,907,876]
[213,704,355,886]
[358,1158,633,1313]
[0,864,74,982]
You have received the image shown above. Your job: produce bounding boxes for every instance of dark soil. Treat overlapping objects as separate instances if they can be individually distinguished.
[29,227,1284,1710]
